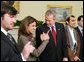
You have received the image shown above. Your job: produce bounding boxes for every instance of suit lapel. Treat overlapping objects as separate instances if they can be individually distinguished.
[1,31,19,53]
[77,27,82,38]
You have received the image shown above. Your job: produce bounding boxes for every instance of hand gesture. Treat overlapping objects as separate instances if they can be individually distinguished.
[40,30,50,41]
[22,42,35,60]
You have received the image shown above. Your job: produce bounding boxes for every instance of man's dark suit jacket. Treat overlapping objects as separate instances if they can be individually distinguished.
[1,31,22,61]
[75,27,84,60]
[36,22,68,61]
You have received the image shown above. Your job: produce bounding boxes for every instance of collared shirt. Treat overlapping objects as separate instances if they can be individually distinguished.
[1,27,7,36]
[69,28,77,45]
[78,26,83,34]
[49,24,57,32]
[1,27,26,61]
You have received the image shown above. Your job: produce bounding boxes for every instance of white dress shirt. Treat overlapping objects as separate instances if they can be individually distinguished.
[50,24,56,32]
[1,27,7,36]
[69,28,77,46]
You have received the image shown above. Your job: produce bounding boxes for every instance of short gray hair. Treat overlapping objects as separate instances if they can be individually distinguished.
[45,10,56,18]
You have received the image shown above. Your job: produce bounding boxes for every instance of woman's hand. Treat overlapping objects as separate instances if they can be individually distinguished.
[40,30,49,41]
[22,42,35,60]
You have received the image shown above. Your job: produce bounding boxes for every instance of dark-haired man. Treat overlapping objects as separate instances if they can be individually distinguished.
[75,15,83,61]
[1,3,35,61]
[65,15,81,61]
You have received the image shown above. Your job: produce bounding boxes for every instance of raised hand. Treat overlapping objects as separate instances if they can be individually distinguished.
[22,42,35,60]
[40,30,50,41]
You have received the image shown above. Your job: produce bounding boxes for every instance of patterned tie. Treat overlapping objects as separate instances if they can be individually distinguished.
[7,33,20,53]
[7,33,16,45]
[52,26,57,46]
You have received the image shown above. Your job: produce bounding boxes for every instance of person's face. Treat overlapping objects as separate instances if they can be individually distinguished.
[78,17,83,28]
[26,22,36,34]
[1,14,16,31]
[45,14,55,27]
[68,17,76,28]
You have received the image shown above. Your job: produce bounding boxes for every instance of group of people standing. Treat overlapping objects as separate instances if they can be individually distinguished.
[1,2,83,61]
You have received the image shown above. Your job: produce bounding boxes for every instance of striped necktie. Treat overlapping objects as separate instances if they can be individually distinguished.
[7,33,16,45]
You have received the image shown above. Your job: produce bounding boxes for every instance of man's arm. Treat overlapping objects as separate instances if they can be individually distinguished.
[36,27,42,48]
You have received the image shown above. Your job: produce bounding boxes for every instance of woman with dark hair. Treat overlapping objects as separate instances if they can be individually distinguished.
[18,16,49,61]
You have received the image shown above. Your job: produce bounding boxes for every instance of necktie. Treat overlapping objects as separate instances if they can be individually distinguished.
[52,26,57,46]
[7,33,16,45]
[7,33,20,53]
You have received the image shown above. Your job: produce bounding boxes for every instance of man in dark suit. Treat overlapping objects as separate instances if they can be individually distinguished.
[1,3,35,61]
[75,15,83,60]
[36,10,68,61]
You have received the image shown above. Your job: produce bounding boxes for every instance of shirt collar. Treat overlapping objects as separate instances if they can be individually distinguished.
[78,26,83,32]
[1,27,8,36]
[69,27,74,32]
[49,23,56,32]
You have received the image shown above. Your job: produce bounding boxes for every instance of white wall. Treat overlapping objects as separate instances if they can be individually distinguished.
[10,1,83,42]
[17,1,83,24]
